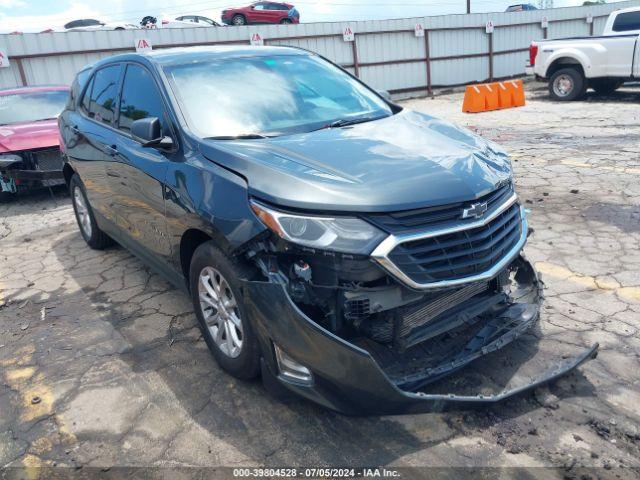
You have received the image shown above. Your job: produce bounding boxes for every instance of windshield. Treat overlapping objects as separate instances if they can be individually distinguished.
[165,54,393,138]
[0,90,69,126]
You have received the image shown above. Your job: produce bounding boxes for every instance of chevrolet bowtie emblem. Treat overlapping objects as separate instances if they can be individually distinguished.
[462,201,488,219]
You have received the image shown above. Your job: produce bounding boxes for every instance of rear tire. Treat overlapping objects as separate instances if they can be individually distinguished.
[280,18,292,24]
[69,174,113,250]
[189,241,260,380]
[591,78,623,95]
[549,67,586,101]
[231,14,246,26]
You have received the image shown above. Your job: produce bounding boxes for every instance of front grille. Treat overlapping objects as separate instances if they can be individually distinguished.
[387,202,522,284]
[31,149,63,172]
[367,182,512,234]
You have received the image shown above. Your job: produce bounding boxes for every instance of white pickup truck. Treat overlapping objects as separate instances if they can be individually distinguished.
[529,6,640,100]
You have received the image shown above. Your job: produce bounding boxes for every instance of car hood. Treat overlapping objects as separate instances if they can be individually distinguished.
[0,119,60,154]
[200,110,512,213]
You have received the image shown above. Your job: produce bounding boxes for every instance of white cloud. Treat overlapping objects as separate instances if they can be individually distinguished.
[0,0,26,7]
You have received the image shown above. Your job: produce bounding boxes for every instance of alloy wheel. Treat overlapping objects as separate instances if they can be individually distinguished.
[73,186,92,238]
[198,266,243,358]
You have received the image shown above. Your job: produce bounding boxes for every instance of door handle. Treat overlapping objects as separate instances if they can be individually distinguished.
[105,144,118,156]
[71,125,80,134]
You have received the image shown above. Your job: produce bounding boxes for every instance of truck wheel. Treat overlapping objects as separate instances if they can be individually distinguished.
[69,174,113,249]
[549,68,586,101]
[189,241,261,380]
[591,78,623,95]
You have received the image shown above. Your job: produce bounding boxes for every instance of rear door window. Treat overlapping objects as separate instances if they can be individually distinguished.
[118,64,166,135]
[612,11,640,32]
[87,65,121,126]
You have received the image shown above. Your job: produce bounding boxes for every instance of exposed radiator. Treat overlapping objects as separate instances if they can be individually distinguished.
[397,281,489,338]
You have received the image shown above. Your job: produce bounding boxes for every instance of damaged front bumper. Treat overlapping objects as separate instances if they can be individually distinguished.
[0,150,65,193]
[242,256,598,415]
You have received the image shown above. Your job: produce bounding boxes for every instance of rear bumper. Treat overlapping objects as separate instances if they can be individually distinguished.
[242,256,598,415]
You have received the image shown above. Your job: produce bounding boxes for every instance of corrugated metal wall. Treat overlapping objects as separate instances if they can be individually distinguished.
[1,0,638,95]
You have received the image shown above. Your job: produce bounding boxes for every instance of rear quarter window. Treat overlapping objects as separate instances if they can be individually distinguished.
[67,68,92,110]
[612,11,640,32]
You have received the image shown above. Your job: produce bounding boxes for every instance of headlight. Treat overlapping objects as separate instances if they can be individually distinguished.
[0,154,22,169]
[250,200,387,255]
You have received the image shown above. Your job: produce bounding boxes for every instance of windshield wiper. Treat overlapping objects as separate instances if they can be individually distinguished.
[318,114,388,131]
[205,133,268,140]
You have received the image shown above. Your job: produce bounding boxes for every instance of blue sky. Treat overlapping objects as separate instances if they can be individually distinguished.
[0,0,596,32]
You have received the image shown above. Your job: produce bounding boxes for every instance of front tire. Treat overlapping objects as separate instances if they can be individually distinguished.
[280,18,292,24]
[590,78,623,95]
[231,14,247,26]
[69,174,113,249]
[190,241,260,380]
[0,191,15,202]
[549,67,586,101]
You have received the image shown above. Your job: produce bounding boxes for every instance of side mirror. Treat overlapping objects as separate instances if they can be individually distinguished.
[131,117,173,149]
[377,90,391,101]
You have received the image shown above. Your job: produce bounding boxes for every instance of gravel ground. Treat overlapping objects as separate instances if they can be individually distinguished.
[1,84,639,478]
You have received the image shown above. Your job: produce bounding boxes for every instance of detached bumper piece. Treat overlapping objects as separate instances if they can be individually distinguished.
[0,148,64,193]
[243,256,598,415]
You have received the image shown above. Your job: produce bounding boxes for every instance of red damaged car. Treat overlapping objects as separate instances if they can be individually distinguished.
[0,85,69,197]
[221,2,299,26]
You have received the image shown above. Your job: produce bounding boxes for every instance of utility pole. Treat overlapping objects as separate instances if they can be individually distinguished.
[467,0,471,14]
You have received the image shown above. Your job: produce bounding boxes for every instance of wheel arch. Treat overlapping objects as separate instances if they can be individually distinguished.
[180,227,233,290]
[62,163,75,187]
[546,55,587,79]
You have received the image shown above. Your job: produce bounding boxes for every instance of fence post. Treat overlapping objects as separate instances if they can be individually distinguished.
[543,26,548,39]
[589,22,594,36]
[488,31,494,82]
[14,58,27,86]
[424,30,432,97]
[351,34,359,77]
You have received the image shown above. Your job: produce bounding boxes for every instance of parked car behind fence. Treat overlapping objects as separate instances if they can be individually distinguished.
[221,2,299,25]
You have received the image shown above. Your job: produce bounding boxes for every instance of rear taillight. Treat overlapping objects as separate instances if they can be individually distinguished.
[529,43,539,67]
[162,19,169,25]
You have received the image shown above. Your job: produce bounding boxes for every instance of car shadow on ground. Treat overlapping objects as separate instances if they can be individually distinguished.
[1,191,598,467]
[532,85,640,104]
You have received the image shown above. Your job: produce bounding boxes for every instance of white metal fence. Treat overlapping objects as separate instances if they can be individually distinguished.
[1,0,638,96]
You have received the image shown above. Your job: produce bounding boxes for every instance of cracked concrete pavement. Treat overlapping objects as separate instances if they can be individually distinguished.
[1,84,639,477]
